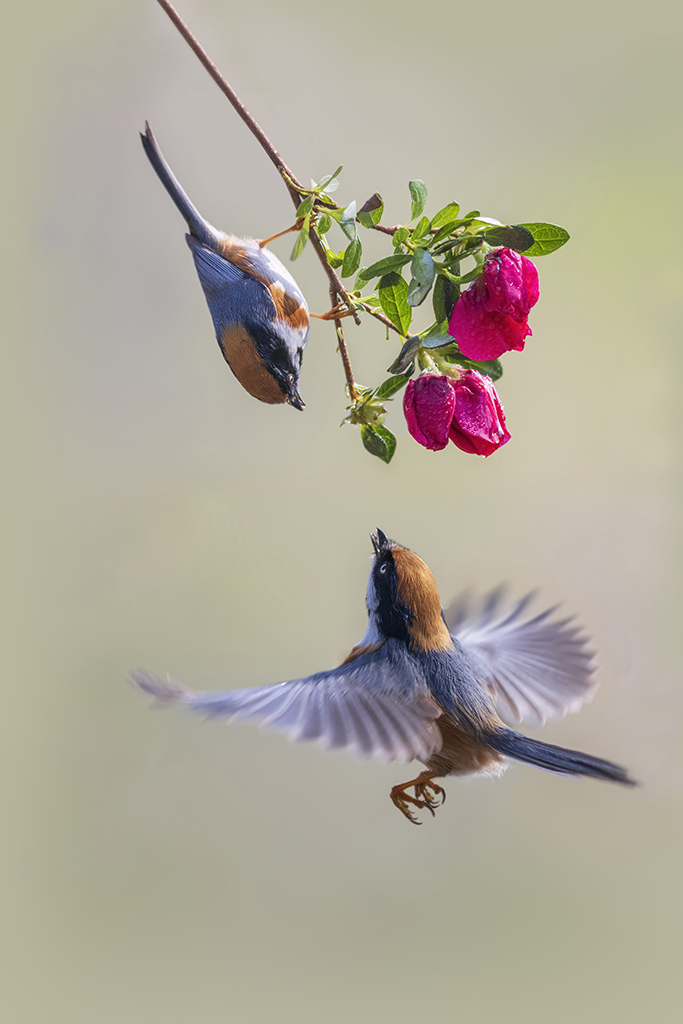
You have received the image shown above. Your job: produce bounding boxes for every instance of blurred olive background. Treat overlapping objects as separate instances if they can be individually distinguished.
[2,0,682,1021]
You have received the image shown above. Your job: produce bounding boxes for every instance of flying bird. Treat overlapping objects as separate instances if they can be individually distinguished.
[131,530,635,823]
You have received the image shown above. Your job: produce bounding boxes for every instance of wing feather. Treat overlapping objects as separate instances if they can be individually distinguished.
[131,641,442,763]
[446,591,597,728]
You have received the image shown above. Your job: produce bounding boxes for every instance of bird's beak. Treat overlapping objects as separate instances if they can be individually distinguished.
[286,387,305,411]
[371,528,392,555]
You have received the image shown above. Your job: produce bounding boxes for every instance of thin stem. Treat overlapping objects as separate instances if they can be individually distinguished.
[361,306,404,337]
[308,230,362,326]
[153,0,363,376]
[154,0,303,197]
[330,284,357,399]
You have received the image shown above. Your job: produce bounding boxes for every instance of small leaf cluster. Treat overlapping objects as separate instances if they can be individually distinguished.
[291,170,569,463]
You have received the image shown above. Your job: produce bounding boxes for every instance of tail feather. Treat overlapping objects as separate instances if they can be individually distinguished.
[487,728,636,786]
[140,122,221,248]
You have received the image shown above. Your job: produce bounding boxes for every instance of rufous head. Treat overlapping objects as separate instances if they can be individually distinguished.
[369,530,453,652]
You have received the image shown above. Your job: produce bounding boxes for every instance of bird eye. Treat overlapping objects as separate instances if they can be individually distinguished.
[379,562,388,574]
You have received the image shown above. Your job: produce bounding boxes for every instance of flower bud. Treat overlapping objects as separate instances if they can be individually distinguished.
[449,369,510,457]
[403,374,456,451]
[403,370,510,456]
[448,247,539,361]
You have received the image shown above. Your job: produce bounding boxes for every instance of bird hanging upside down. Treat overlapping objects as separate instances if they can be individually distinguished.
[141,122,310,409]
[131,530,635,823]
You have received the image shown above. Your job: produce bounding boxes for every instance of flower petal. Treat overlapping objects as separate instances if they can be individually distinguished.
[403,375,456,451]
[449,370,511,457]
[449,296,531,360]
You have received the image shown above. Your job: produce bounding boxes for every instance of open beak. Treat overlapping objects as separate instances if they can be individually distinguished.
[371,528,391,555]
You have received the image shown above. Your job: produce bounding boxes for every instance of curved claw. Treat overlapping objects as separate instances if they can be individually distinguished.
[390,771,446,825]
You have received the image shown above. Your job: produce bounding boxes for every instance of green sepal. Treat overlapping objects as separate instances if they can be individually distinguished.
[439,343,504,381]
[361,423,397,464]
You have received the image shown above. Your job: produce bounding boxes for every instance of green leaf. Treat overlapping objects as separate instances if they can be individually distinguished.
[341,237,362,278]
[296,195,315,217]
[355,254,412,289]
[361,424,397,464]
[339,201,357,240]
[484,224,535,251]
[409,180,428,221]
[375,374,411,399]
[431,202,460,229]
[392,226,410,248]
[421,322,453,349]
[325,248,344,268]
[518,222,570,256]
[357,193,384,228]
[406,277,432,307]
[432,274,458,323]
[316,213,332,235]
[290,215,310,260]
[378,272,412,334]
[312,165,343,192]
[387,334,421,374]
[411,248,435,287]
[411,216,431,244]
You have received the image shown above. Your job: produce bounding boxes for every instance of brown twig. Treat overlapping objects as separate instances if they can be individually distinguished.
[370,223,400,236]
[362,306,404,337]
[329,285,357,400]
[153,0,361,392]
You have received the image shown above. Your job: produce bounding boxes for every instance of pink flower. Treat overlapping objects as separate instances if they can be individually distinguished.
[403,374,455,450]
[403,371,510,457]
[447,248,539,361]
[448,369,510,456]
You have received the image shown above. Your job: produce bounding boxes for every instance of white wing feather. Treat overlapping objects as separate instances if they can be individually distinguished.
[447,590,597,728]
[131,642,442,764]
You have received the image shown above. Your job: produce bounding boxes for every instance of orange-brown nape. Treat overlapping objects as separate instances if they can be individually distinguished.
[220,324,285,404]
[392,547,453,653]
[268,284,309,330]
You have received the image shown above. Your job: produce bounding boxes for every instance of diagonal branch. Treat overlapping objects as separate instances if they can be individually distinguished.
[153,0,361,399]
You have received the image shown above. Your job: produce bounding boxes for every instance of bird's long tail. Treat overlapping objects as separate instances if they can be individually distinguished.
[486,728,636,785]
[140,122,221,248]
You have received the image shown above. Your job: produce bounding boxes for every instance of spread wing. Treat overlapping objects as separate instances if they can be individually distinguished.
[131,641,442,763]
[446,589,597,728]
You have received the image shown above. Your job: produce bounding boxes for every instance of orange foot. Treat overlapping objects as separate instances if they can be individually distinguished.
[390,770,446,825]
[310,304,355,321]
